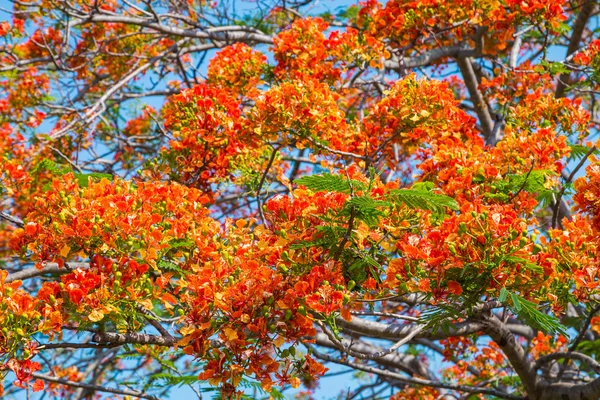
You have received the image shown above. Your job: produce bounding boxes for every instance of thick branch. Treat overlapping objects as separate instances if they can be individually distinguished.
[0,211,24,227]
[538,376,600,400]
[479,314,540,396]
[335,316,484,341]
[536,352,600,374]
[456,57,495,141]
[314,332,432,378]
[92,331,178,346]
[317,320,424,360]
[6,262,89,283]
[71,15,274,45]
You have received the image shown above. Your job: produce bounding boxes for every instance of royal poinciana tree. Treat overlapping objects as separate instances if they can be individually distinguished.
[0,0,599,399]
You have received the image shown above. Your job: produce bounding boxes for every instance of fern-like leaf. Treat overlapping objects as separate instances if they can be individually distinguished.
[31,159,71,175]
[508,170,555,194]
[74,172,113,187]
[501,292,567,336]
[345,196,390,227]
[385,189,458,213]
[295,174,366,194]
[568,144,598,160]
[149,372,198,387]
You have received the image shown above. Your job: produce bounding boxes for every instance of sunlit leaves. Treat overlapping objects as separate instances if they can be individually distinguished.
[295,173,366,194]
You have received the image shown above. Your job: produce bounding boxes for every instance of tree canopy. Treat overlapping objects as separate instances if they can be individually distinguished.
[0,0,600,399]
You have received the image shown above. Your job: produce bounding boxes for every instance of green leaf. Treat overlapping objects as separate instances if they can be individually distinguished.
[74,172,113,188]
[508,170,555,193]
[501,292,567,336]
[336,4,360,22]
[166,238,195,250]
[345,196,390,227]
[511,293,521,311]
[31,158,113,189]
[31,158,71,175]
[540,60,570,75]
[385,189,458,214]
[411,182,435,191]
[346,196,390,210]
[568,144,598,160]
[505,256,543,273]
[295,174,367,194]
[149,372,198,387]
[499,287,509,303]
[157,260,187,275]
[419,304,462,333]
[490,169,557,205]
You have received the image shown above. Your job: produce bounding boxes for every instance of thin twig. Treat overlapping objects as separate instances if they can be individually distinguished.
[552,146,596,228]
[507,160,535,202]
[256,146,280,226]
[31,373,159,400]
[308,345,524,400]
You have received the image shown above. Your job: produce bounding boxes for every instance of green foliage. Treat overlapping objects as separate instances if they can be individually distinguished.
[345,195,390,227]
[504,256,543,274]
[73,172,113,187]
[166,238,196,250]
[149,372,199,387]
[31,158,113,189]
[419,303,463,334]
[540,60,571,75]
[576,340,600,359]
[292,174,457,285]
[336,4,360,22]
[295,173,367,194]
[296,174,457,215]
[385,189,459,214]
[568,144,599,160]
[157,259,188,276]
[509,170,554,193]
[486,169,557,206]
[233,12,275,35]
[31,158,71,175]
[499,289,567,336]
[200,379,285,400]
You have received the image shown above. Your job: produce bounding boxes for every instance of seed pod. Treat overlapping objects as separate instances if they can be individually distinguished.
[447,243,457,255]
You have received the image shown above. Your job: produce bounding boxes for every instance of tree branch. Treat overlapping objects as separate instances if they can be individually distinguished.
[0,211,24,227]
[478,313,541,396]
[92,331,178,346]
[317,320,424,360]
[456,57,495,142]
[70,15,274,45]
[536,352,600,374]
[31,373,159,400]
[6,262,89,283]
[314,332,432,378]
[335,316,484,341]
[309,346,525,400]
[555,0,598,98]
